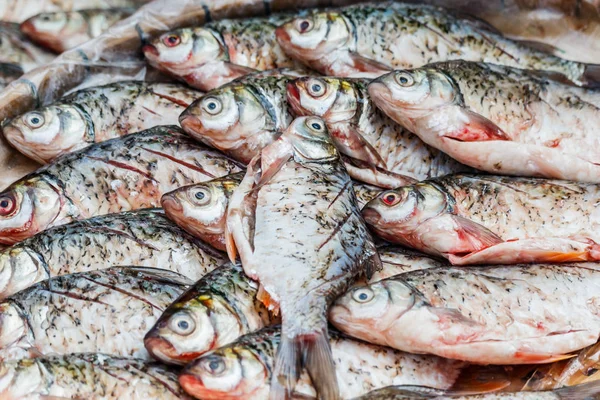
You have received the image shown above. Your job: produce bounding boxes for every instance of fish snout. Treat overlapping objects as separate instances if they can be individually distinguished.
[179,109,205,138]
[367,81,394,107]
[19,20,36,37]
[361,206,382,227]
[144,331,184,366]
[275,25,291,48]
[142,44,160,59]
[286,81,307,117]
[161,192,183,216]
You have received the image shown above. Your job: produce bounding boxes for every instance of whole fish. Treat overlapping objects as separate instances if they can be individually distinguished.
[288,76,471,185]
[330,263,600,365]
[0,125,243,245]
[145,262,277,365]
[369,61,600,182]
[0,266,191,361]
[0,23,54,71]
[0,353,191,400]
[226,116,380,399]
[0,63,22,90]
[275,2,596,85]
[0,208,226,298]
[180,72,416,187]
[20,9,135,53]
[362,174,600,265]
[143,14,303,91]
[3,81,202,164]
[179,326,470,400]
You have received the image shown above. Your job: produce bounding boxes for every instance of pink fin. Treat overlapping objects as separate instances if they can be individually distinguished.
[514,351,576,364]
[332,125,387,169]
[444,110,510,142]
[348,52,392,75]
[451,215,504,252]
[430,307,482,327]
[255,136,293,190]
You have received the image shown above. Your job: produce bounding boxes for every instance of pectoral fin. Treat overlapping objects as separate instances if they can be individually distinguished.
[443,110,510,142]
[332,124,387,169]
[451,215,504,252]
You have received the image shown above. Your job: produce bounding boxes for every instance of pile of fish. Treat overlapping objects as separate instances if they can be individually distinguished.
[3,0,600,399]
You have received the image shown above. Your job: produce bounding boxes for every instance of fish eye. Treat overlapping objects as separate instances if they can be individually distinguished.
[163,34,181,47]
[352,288,374,303]
[0,195,16,217]
[168,312,196,336]
[394,72,414,87]
[40,15,51,21]
[25,112,45,129]
[202,356,226,375]
[201,97,222,115]
[381,191,401,206]
[306,118,324,132]
[189,187,211,206]
[294,18,314,33]
[307,79,326,98]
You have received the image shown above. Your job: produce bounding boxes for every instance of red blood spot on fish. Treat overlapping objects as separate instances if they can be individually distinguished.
[545,139,561,148]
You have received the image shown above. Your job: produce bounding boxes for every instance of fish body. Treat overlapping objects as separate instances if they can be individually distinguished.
[20,8,135,53]
[0,23,54,72]
[0,266,191,361]
[0,208,226,298]
[143,14,302,91]
[275,2,591,85]
[331,263,600,365]
[288,76,471,187]
[226,116,380,399]
[0,63,22,90]
[145,262,277,365]
[180,326,466,400]
[363,174,600,265]
[369,61,600,182]
[3,81,202,163]
[370,245,447,282]
[0,125,243,245]
[0,353,190,400]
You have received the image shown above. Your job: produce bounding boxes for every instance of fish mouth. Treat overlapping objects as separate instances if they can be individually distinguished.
[144,335,188,366]
[161,192,183,216]
[179,372,216,400]
[361,206,382,227]
[179,112,204,138]
[142,44,160,58]
[367,81,394,107]
[286,82,307,117]
[274,26,291,48]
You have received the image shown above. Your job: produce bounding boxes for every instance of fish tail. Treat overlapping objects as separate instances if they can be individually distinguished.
[555,380,600,399]
[270,333,301,400]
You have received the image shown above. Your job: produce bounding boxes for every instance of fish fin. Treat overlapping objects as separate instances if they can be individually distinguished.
[452,365,511,394]
[543,251,589,262]
[224,225,238,263]
[430,307,482,327]
[343,155,417,189]
[450,215,504,252]
[302,330,339,400]
[514,351,576,364]
[254,136,293,190]
[257,285,280,315]
[332,124,387,169]
[347,52,392,76]
[443,110,509,142]
[515,39,562,56]
[270,334,302,400]
[582,64,600,88]
[364,241,383,280]
[554,381,600,399]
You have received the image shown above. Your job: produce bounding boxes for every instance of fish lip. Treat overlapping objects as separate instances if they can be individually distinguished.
[161,192,183,216]
[367,81,394,107]
[361,207,382,226]
[179,372,213,400]
[179,112,204,138]
[144,335,186,366]
[142,44,159,58]
[274,26,291,48]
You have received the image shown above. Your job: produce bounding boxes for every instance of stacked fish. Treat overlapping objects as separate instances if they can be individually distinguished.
[3,1,600,399]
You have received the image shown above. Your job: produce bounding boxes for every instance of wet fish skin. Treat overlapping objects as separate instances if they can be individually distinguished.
[369,245,447,282]
[362,174,600,265]
[0,353,191,400]
[143,14,303,91]
[0,266,191,361]
[0,125,244,245]
[368,61,600,182]
[162,172,245,251]
[0,23,54,72]
[20,8,135,53]
[3,81,202,164]
[145,262,277,366]
[179,325,466,400]
[330,263,600,365]
[0,208,226,299]
[275,2,588,84]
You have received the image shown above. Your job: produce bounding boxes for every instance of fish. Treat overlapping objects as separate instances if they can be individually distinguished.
[362,174,600,265]
[178,326,480,400]
[0,125,243,245]
[20,9,135,53]
[0,266,191,361]
[0,353,191,400]
[0,22,54,72]
[287,76,471,186]
[369,245,448,282]
[330,263,600,365]
[0,63,22,90]
[351,382,600,399]
[145,262,277,366]
[226,116,380,399]
[275,2,600,85]
[0,208,226,299]
[368,61,600,182]
[142,14,303,91]
[3,81,202,164]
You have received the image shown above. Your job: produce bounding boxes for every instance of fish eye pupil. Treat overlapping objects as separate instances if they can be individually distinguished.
[400,77,408,84]
[168,36,178,44]
[208,102,216,110]
[178,320,189,330]
[31,117,39,124]
[0,200,8,208]
[359,293,368,301]
[209,360,221,371]
[195,191,205,200]
[311,123,321,130]
[385,194,395,203]
[300,21,310,31]
[312,84,321,92]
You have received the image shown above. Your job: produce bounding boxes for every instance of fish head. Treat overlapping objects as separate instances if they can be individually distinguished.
[288,77,357,124]
[0,358,42,399]
[0,302,28,351]
[180,346,269,400]
[0,248,46,300]
[286,116,338,163]
[330,280,415,344]
[0,177,64,245]
[20,12,69,38]
[3,105,90,163]
[276,12,351,63]
[362,183,449,244]
[368,69,457,130]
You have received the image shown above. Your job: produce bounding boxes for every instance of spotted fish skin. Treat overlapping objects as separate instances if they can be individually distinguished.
[0,208,226,299]
[0,353,191,400]
[3,81,203,164]
[0,125,244,245]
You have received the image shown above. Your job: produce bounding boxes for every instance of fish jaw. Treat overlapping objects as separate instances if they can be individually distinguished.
[144,334,198,366]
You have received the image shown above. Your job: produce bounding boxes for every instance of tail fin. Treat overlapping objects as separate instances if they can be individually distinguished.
[555,380,600,399]
[270,333,301,400]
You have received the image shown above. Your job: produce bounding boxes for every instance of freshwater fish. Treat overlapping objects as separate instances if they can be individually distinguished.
[226,116,380,399]
[362,174,600,265]
[20,8,134,53]
[369,245,447,282]
[145,262,277,365]
[0,208,226,298]
[287,76,471,185]
[369,61,600,182]
[0,63,22,90]
[0,353,191,400]
[0,266,191,361]
[3,81,202,163]
[0,125,243,245]
[143,14,302,91]
[330,263,600,365]
[179,326,470,400]
[275,2,596,85]
[0,22,54,71]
